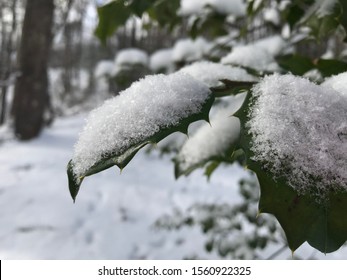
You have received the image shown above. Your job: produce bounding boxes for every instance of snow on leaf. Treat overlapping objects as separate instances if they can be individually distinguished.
[246,74,347,199]
[115,48,149,67]
[179,61,258,88]
[234,78,347,253]
[149,48,174,73]
[67,72,214,201]
[175,93,246,177]
[180,0,246,16]
[221,45,279,72]
[305,0,339,19]
[94,60,114,78]
[322,72,347,97]
[251,35,287,57]
[172,37,211,63]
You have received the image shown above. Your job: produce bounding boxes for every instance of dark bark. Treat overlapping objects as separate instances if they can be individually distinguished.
[0,0,18,125]
[12,0,54,140]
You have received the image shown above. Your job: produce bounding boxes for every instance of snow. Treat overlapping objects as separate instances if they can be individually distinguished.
[176,94,246,173]
[179,61,258,87]
[252,0,263,11]
[0,115,248,259]
[149,48,174,73]
[1,111,347,259]
[221,45,279,72]
[114,48,149,67]
[180,0,246,16]
[71,72,211,178]
[246,74,347,199]
[94,60,114,78]
[322,72,347,97]
[172,37,211,63]
[303,69,323,82]
[264,8,281,26]
[315,0,338,18]
[252,35,286,56]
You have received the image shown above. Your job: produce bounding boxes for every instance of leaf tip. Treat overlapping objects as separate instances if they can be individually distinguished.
[291,250,295,259]
[256,210,262,218]
[174,162,181,180]
[67,160,82,203]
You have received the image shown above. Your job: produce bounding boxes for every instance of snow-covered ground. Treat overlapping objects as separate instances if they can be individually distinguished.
[0,115,346,259]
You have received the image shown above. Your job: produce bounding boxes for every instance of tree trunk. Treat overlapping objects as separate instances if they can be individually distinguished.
[12,0,54,140]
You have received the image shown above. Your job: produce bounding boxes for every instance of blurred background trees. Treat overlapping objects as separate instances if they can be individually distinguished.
[2,0,346,139]
[1,0,346,259]
[12,0,54,140]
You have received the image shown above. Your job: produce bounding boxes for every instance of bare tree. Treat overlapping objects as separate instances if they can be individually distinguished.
[11,0,55,140]
[0,0,19,125]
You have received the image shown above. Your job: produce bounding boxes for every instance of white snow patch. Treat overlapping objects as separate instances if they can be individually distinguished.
[179,61,258,87]
[252,36,286,56]
[315,0,338,18]
[252,0,263,11]
[264,8,281,26]
[172,37,211,63]
[247,74,347,198]
[176,93,246,172]
[180,0,246,16]
[322,72,347,97]
[115,48,149,67]
[149,48,174,73]
[221,45,279,72]
[303,69,323,82]
[72,72,211,177]
[1,113,347,259]
[94,60,114,78]
[0,115,252,260]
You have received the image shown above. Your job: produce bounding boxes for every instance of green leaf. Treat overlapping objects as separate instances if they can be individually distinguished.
[307,14,340,39]
[129,0,155,17]
[301,0,341,40]
[256,167,347,253]
[67,94,215,202]
[316,58,347,77]
[338,0,347,38]
[94,0,182,43]
[276,54,315,75]
[147,0,181,29]
[246,0,265,17]
[94,0,131,44]
[285,3,305,30]
[236,89,347,254]
[204,161,221,180]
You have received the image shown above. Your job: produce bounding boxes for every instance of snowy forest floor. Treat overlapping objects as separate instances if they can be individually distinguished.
[0,115,346,259]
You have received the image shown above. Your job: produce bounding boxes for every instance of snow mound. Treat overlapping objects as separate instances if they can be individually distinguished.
[176,93,246,173]
[179,61,258,87]
[246,74,347,198]
[94,60,114,78]
[221,45,279,72]
[172,37,211,63]
[149,48,174,73]
[180,0,246,16]
[71,72,211,177]
[252,35,286,56]
[115,48,149,66]
[264,8,280,25]
[322,72,347,97]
